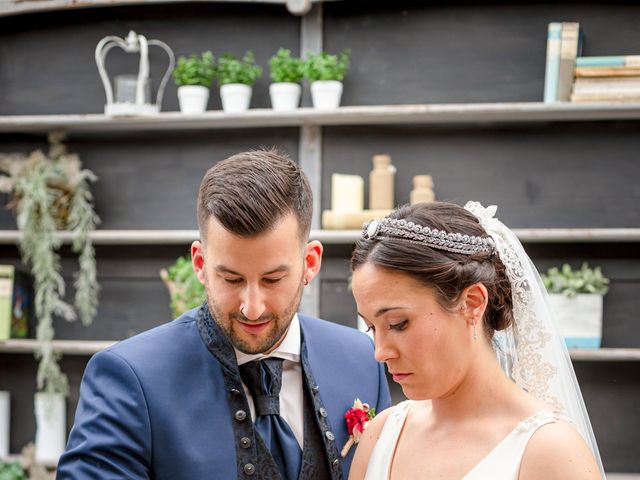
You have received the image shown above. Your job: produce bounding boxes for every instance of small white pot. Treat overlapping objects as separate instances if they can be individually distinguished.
[0,391,9,459]
[34,392,66,465]
[310,80,343,110]
[177,85,210,114]
[220,83,252,113]
[269,82,301,111]
[548,293,603,348]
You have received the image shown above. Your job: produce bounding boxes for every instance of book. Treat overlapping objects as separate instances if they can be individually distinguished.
[557,22,581,101]
[570,92,640,102]
[0,265,31,341]
[576,55,640,67]
[543,22,563,103]
[572,76,640,95]
[575,66,640,77]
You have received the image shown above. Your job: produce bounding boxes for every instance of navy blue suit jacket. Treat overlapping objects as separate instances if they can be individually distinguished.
[57,309,391,479]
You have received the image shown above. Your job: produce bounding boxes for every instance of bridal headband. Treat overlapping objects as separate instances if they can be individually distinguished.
[361,217,495,255]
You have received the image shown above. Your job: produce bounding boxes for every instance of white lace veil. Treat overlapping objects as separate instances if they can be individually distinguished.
[464,202,604,477]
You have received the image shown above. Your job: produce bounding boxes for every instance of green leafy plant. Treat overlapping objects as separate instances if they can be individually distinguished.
[217,51,263,86]
[160,255,205,318]
[172,51,216,87]
[269,48,304,83]
[0,132,100,395]
[302,49,351,82]
[0,460,27,480]
[542,263,610,298]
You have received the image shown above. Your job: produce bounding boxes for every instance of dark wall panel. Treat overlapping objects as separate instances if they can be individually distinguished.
[322,123,640,228]
[0,4,300,115]
[325,1,640,105]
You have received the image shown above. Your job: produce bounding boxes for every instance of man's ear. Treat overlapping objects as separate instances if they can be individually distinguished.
[191,240,206,285]
[303,240,323,284]
[460,283,488,325]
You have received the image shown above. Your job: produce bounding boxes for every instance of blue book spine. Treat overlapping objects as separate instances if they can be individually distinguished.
[576,55,640,67]
[544,23,562,103]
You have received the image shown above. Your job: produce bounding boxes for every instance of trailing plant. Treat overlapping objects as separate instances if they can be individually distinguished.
[269,48,304,83]
[160,254,205,318]
[172,51,217,87]
[302,49,351,82]
[0,132,100,395]
[217,50,262,86]
[542,263,609,298]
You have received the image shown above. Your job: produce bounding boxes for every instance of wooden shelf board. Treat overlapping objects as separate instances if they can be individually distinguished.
[0,228,638,245]
[3,103,640,134]
[1,339,638,360]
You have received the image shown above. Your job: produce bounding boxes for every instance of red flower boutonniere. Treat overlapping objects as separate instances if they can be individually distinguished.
[340,398,376,457]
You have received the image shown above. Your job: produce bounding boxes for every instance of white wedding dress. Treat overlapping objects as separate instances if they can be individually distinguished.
[364,401,569,480]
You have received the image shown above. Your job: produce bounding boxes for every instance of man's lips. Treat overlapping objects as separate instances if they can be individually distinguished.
[237,319,272,334]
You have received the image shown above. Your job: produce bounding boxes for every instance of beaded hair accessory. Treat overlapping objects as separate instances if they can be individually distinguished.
[362,217,495,255]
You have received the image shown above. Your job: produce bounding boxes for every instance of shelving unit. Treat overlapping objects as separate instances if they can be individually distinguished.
[2,1,639,471]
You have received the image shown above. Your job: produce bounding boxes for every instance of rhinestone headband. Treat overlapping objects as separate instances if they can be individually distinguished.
[362,218,495,255]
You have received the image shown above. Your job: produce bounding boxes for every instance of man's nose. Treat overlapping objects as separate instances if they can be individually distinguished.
[240,284,267,321]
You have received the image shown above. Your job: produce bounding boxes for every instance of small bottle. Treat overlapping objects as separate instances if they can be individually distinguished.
[410,175,435,204]
[369,154,395,210]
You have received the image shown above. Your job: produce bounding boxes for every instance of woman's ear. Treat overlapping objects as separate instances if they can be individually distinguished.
[303,240,323,284]
[191,240,206,285]
[460,283,488,325]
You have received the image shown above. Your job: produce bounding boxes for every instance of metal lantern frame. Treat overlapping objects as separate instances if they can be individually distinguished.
[95,30,175,116]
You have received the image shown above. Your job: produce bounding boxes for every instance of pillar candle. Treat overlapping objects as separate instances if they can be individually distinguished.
[331,173,364,212]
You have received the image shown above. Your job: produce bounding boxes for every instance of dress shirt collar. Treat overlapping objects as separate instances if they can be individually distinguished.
[235,313,301,366]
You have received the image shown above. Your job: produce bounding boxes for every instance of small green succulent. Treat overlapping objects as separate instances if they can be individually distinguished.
[302,49,351,82]
[269,48,304,83]
[542,263,610,298]
[217,51,263,86]
[172,51,217,87]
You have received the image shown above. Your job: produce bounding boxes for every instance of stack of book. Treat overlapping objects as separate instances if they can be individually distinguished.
[571,55,640,102]
[544,22,582,103]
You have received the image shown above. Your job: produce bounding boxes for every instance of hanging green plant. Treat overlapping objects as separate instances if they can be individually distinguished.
[0,131,100,395]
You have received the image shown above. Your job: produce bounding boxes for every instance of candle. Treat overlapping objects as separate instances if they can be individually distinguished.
[331,173,364,212]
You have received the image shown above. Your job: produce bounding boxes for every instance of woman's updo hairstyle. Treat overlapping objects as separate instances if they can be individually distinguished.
[351,201,514,337]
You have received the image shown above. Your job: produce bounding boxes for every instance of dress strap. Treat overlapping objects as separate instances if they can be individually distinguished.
[364,401,412,480]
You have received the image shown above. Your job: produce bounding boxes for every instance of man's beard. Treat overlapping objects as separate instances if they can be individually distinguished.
[207,278,304,354]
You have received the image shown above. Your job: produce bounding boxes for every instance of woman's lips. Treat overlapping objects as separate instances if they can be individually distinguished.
[390,372,411,382]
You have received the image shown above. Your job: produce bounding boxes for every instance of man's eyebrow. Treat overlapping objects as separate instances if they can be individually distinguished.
[214,265,291,276]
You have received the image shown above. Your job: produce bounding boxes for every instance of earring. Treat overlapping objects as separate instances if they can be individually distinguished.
[303,277,309,286]
[472,320,478,340]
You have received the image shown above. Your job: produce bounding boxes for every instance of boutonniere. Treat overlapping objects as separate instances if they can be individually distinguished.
[340,398,376,457]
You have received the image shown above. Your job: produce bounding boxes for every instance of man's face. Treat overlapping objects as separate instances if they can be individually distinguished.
[192,212,320,354]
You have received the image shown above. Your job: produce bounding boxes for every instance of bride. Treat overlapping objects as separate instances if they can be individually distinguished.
[348,201,603,480]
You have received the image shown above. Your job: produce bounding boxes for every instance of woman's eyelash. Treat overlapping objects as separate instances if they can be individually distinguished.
[388,320,409,331]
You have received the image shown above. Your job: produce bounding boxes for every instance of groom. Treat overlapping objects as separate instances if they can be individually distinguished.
[57,149,391,479]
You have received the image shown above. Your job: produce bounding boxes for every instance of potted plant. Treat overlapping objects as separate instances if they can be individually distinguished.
[268,48,304,111]
[172,51,216,114]
[0,460,27,480]
[160,254,205,318]
[216,50,262,113]
[542,263,610,349]
[302,49,350,109]
[0,131,100,463]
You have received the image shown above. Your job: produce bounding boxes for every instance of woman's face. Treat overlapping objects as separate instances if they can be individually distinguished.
[352,262,473,400]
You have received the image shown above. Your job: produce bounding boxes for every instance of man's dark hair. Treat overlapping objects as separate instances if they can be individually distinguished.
[197,149,313,240]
